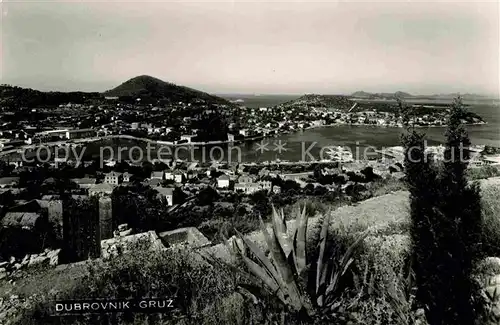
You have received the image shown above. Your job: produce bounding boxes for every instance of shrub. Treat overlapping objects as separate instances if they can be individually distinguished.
[480,185,500,256]
[348,234,415,325]
[11,249,248,325]
[369,176,406,197]
[467,165,500,180]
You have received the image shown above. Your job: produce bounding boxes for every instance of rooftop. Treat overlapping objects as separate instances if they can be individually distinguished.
[155,187,174,196]
[0,177,20,185]
[67,128,95,133]
[1,212,42,229]
[89,183,115,192]
[71,177,97,184]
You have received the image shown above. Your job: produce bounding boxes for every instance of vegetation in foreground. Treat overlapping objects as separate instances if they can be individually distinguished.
[2,203,417,325]
[2,179,500,324]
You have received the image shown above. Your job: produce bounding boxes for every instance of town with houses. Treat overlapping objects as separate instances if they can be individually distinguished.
[1,1,500,323]
[0,82,487,154]
[0,78,498,311]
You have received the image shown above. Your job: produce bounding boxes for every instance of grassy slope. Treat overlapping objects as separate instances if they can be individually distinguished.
[2,177,500,324]
[5,177,499,298]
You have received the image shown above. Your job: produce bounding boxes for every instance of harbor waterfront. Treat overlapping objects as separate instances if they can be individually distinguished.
[8,122,494,165]
[2,98,498,164]
[86,122,498,163]
[2,99,498,164]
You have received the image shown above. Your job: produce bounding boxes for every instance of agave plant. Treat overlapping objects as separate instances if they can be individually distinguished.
[227,204,369,318]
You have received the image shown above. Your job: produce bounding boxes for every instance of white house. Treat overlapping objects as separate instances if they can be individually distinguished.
[234,182,260,194]
[104,172,122,185]
[122,172,132,183]
[65,128,96,140]
[217,175,230,188]
[173,170,185,183]
[164,170,174,181]
[483,155,500,166]
[259,180,272,191]
[180,134,197,144]
[238,175,256,184]
[150,171,164,180]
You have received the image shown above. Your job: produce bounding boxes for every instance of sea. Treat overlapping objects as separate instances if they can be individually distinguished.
[6,94,500,164]
[219,94,500,161]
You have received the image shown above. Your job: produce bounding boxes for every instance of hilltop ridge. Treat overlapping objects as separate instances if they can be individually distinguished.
[0,76,235,108]
[103,75,232,106]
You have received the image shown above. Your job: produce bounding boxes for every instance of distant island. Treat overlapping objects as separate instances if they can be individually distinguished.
[350,90,498,101]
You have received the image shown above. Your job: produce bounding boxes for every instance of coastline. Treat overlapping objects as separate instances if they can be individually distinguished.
[0,121,490,160]
[302,121,487,131]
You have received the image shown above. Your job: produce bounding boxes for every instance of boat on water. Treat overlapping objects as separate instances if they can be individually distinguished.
[324,146,354,162]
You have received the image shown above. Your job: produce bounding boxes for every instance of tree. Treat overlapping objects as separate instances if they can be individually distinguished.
[402,97,482,325]
[111,185,166,232]
[249,190,272,219]
[197,187,219,206]
[431,97,482,324]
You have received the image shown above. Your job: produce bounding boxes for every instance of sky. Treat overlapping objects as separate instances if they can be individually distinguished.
[0,0,499,96]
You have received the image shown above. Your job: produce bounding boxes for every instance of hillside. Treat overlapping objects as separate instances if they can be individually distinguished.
[0,76,235,108]
[0,85,102,108]
[3,176,500,324]
[103,75,232,106]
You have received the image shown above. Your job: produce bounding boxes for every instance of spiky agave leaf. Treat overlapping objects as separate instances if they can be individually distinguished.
[236,284,261,305]
[220,233,288,304]
[259,213,314,313]
[258,214,274,254]
[241,217,304,311]
[293,204,308,275]
[324,257,354,305]
[271,205,293,257]
[239,253,286,302]
[268,220,304,311]
[224,235,245,258]
[234,229,283,289]
[316,213,331,304]
[222,234,239,260]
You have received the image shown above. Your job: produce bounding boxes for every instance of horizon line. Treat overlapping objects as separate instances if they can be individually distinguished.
[1,81,499,99]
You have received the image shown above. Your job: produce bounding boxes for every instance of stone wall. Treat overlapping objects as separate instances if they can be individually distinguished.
[47,200,63,240]
[98,197,113,240]
[0,249,61,280]
[100,230,166,260]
